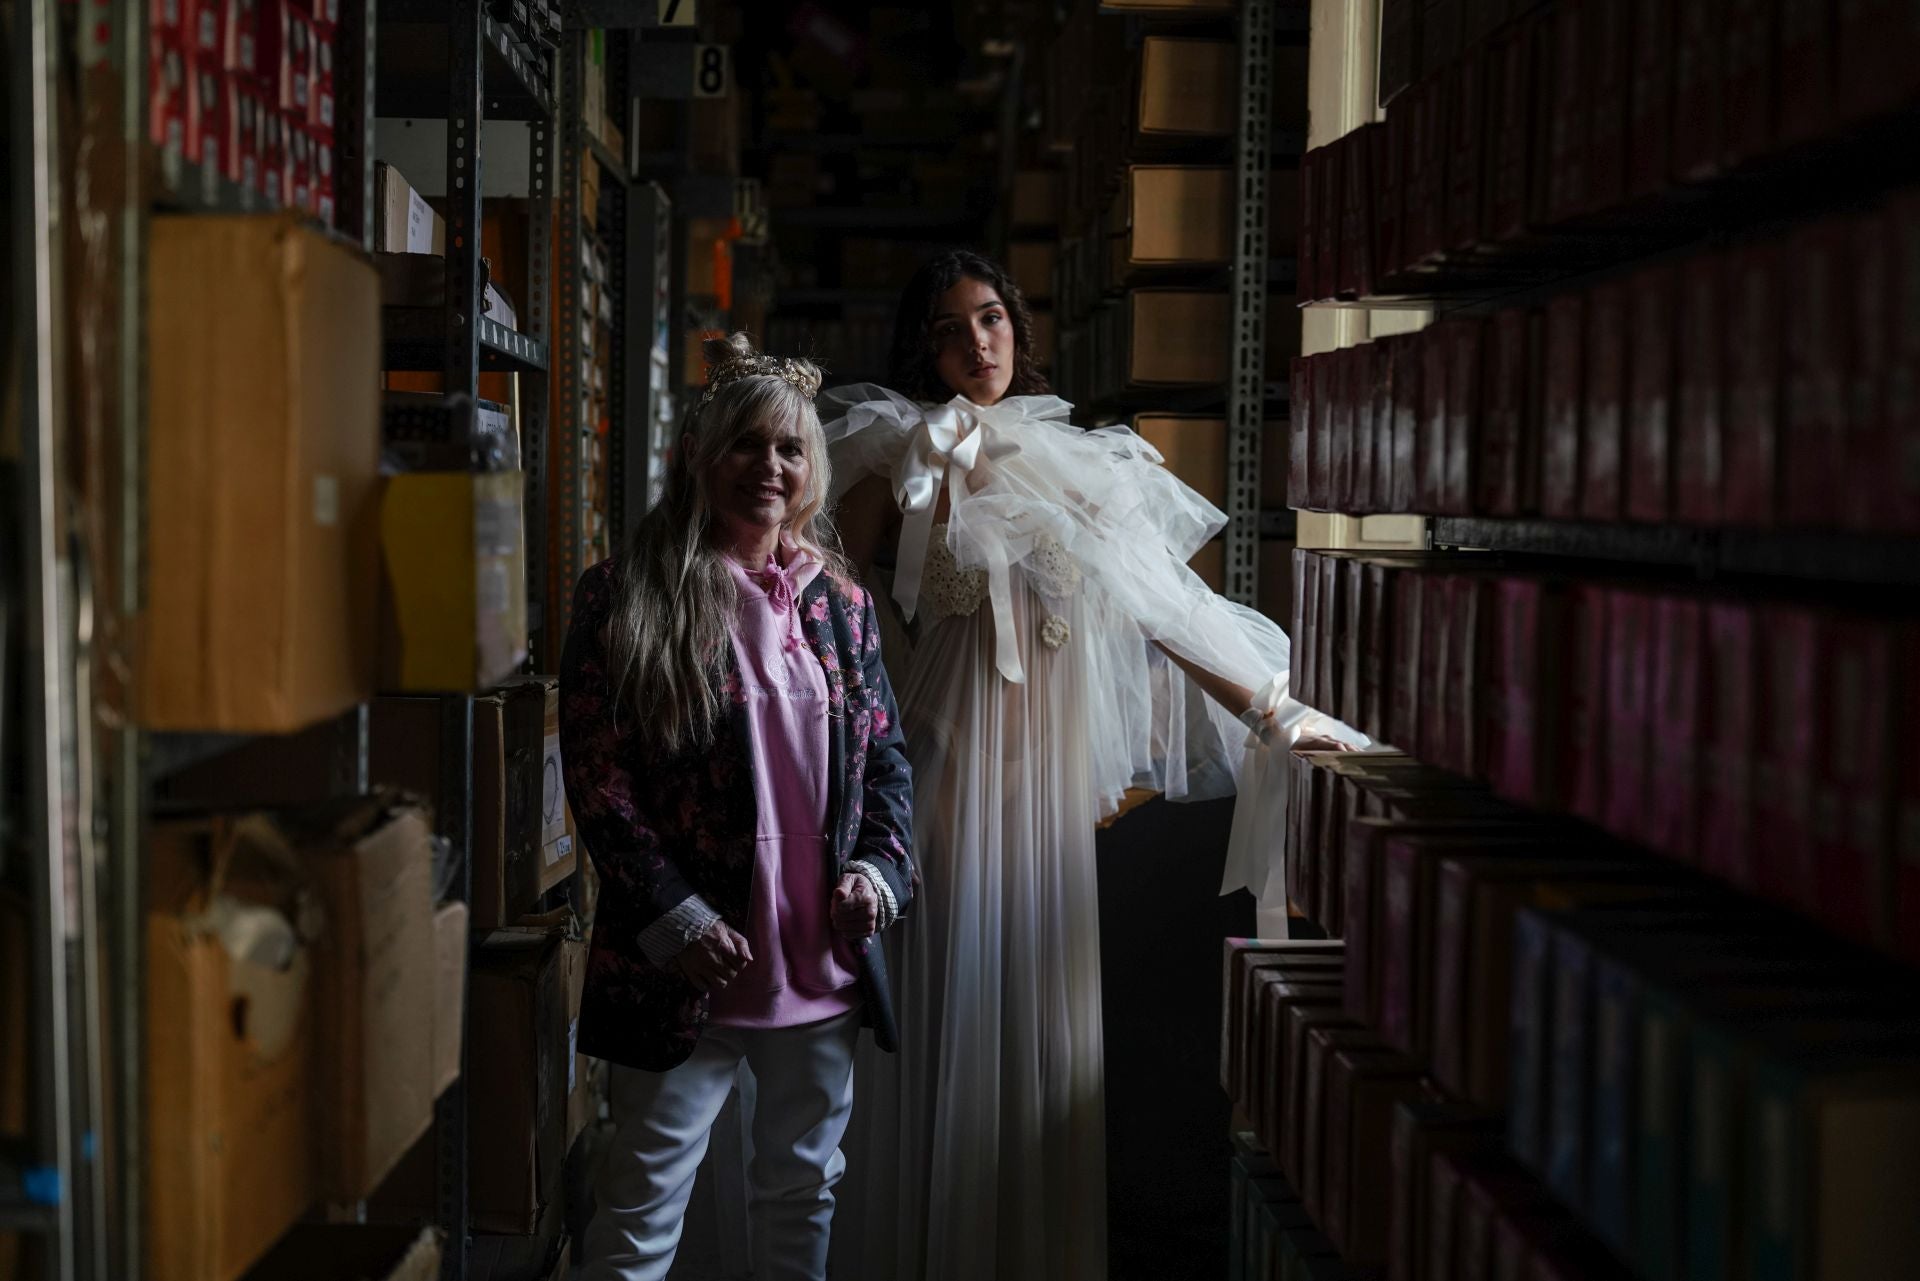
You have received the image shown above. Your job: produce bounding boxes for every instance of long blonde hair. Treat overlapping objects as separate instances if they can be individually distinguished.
[607,333,847,754]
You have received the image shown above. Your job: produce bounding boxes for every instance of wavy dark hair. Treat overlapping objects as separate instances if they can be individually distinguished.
[886,248,1051,403]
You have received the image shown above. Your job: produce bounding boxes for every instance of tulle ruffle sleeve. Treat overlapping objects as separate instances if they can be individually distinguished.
[820,387,1366,912]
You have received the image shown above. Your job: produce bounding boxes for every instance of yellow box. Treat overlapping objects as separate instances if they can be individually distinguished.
[144,214,381,732]
[1125,167,1235,265]
[1138,39,1237,137]
[379,471,528,692]
[1135,415,1229,507]
[1008,240,1058,302]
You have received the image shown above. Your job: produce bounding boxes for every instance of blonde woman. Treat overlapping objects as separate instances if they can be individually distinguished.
[560,334,914,1281]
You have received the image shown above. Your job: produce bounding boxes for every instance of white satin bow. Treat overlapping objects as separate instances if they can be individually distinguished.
[890,400,1027,682]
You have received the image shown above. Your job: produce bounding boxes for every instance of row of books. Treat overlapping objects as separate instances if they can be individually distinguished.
[1288,548,1919,958]
[1229,756,1920,1280]
[1289,190,1920,533]
[1301,0,1920,302]
[1229,1135,1365,1281]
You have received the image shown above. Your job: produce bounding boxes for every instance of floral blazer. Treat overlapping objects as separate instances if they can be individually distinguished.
[558,558,915,1073]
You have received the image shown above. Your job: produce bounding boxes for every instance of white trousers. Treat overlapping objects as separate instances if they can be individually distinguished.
[579,1009,862,1281]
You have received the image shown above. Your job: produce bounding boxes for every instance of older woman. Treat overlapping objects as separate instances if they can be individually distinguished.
[560,333,913,1281]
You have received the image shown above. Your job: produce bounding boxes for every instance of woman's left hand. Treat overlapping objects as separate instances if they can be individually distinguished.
[1292,734,1354,754]
[832,873,880,938]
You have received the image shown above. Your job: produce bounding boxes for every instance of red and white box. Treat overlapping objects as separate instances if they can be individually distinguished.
[1722,239,1785,527]
[1583,0,1634,213]
[257,103,284,205]
[1540,292,1585,519]
[1816,616,1894,946]
[186,61,225,172]
[1444,318,1485,516]
[149,41,188,153]
[183,0,222,64]
[1670,0,1724,183]
[286,118,313,214]
[224,79,259,189]
[1699,601,1758,888]
[281,10,315,119]
[1626,263,1677,522]
[223,0,259,77]
[311,25,336,132]
[311,125,335,226]
[310,0,341,36]
[1581,280,1627,520]
[1625,0,1675,200]
[1645,595,1704,860]
[1782,219,1849,529]
[1675,248,1725,525]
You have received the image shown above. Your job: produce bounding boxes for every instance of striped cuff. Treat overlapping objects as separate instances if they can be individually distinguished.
[637,894,723,969]
[847,860,900,932]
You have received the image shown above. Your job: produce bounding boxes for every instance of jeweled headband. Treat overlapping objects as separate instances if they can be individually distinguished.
[697,350,823,411]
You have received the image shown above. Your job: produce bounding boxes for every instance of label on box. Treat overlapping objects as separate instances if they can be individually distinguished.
[542,732,568,845]
[407,187,436,254]
[313,475,338,527]
[478,562,511,617]
[476,496,521,556]
[568,1017,579,1091]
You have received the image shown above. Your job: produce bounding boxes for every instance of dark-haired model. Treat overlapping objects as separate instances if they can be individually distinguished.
[823,251,1363,1281]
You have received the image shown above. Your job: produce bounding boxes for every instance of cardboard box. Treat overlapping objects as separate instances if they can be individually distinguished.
[376,161,444,255]
[1124,166,1233,265]
[529,675,580,900]
[1137,38,1237,137]
[379,470,529,692]
[468,926,571,1234]
[1008,239,1056,302]
[148,815,320,1281]
[1009,169,1063,227]
[304,801,437,1202]
[433,902,469,1100]
[241,1225,441,1281]
[1127,290,1228,386]
[1136,415,1228,507]
[564,938,593,1148]
[145,214,381,733]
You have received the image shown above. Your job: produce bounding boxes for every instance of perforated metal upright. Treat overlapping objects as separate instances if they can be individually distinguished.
[1225,0,1276,608]
[553,28,589,641]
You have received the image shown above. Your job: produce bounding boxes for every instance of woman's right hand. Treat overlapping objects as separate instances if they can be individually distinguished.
[673,918,754,991]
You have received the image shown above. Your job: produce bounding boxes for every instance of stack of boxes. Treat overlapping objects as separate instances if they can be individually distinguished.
[148,0,342,223]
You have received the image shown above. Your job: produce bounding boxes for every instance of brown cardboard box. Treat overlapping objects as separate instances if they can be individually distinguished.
[245,1225,442,1281]
[432,903,470,1100]
[1138,39,1238,137]
[564,938,592,1147]
[147,816,320,1281]
[468,925,571,1234]
[1010,169,1064,226]
[1191,541,1227,591]
[145,214,381,733]
[375,162,444,255]
[530,677,580,900]
[1008,240,1058,302]
[1126,166,1234,264]
[305,801,438,1202]
[1128,290,1230,385]
[1135,414,1229,506]
[378,471,529,693]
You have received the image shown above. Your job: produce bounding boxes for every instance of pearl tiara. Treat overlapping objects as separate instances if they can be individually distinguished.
[697,350,823,410]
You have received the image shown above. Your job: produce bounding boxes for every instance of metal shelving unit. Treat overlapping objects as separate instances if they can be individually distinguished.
[1223,0,1276,608]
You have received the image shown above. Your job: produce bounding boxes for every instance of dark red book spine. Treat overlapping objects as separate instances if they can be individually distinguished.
[1817,617,1894,945]
[1405,77,1446,269]
[1754,605,1823,910]
[1374,110,1408,289]
[1676,249,1725,525]
[1700,601,1759,888]
[1445,51,1488,256]
[1582,280,1628,520]
[1343,125,1379,298]
[1300,548,1323,708]
[1719,0,1778,170]
[1390,571,1426,753]
[1881,192,1920,534]
[1391,331,1423,512]
[1380,838,1421,1055]
[1480,309,1527,516]
[1320,136,1346,302]
[1602,589,1654,842]
[1848,210,1891,534]
[1291,547,1311,703]
[1418,325,1450,514]
[1341,558,1369,737]
[1837,0,1920,125]
[1313,349,1338,512]
[1793,218,1852,529]
[1541,293,1586,518]
[1671,0,1724,182]
[1451,575,1490,779]
[1373,339,1399,515]
[1445,319,1486,516]
[1723,240,1785,527]
[1625,0,1675,199]
[1626,263,1677,522]
[1774,0,1834,146]
[1488,22,1537,243]
[1584,0,1634,213]
[1567,584,1611,825]
[1290,356,1314,510]
[1419,573,1455,769]
[1333,347,1359,513]
[1353,343,1381,513]
[1646,596,1704,861]
[1487,576,1535,804]
[1320,553,1345,720]
[1545,0,1592,224]
[1362,560,1393,741]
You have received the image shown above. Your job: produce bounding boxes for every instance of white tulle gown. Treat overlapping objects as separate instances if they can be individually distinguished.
[819,387,1359,1281]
